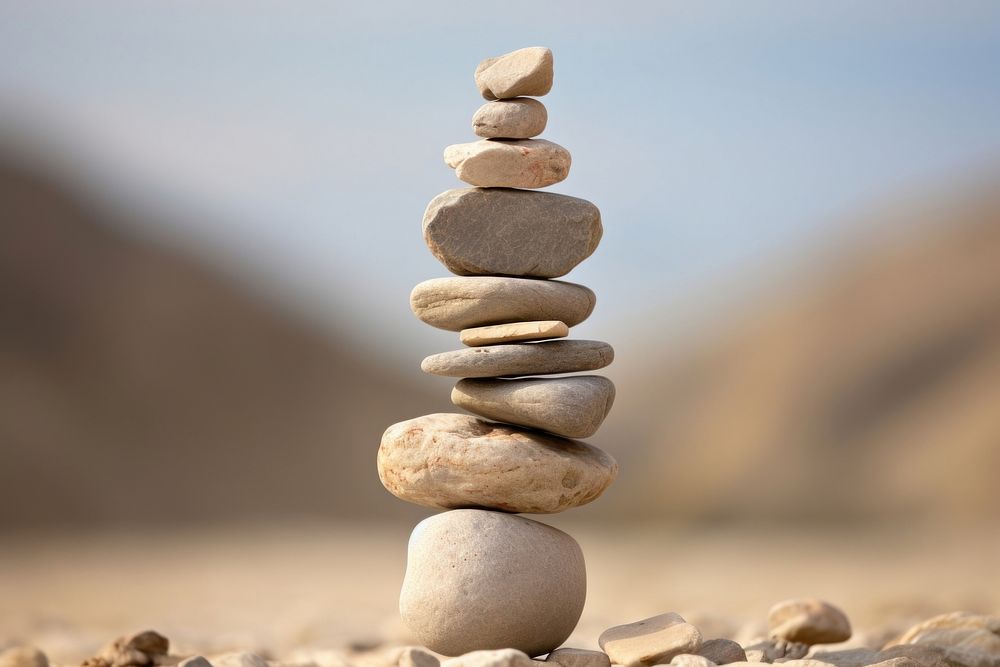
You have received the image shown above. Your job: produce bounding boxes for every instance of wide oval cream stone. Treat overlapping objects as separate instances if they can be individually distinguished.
[410,277,596,332]
[377,413,617,513]
[421,340,614,378]
[400,510,585,656]
[444,139,570,189]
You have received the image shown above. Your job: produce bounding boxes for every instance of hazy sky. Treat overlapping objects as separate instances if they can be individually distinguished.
[2,1,999,364]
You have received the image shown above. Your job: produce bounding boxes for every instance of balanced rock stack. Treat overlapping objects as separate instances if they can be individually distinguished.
[378,47,618,657]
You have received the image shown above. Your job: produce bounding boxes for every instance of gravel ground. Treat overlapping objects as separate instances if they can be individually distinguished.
[1,521,997,664]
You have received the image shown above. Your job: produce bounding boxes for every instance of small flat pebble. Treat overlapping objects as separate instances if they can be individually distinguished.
[599,612,703,666]
[768,600,852,645]
[452,375,615,438]
[545,648,611,667]
[0,648,48,667]
[806,649,879,667]
[411,277,595,332]
[378,413,617,513]
[473,99,547,139]
[444,139,570,189]
[460,320,568,346]
[400,510,586,657]
[744,639,808,663]
[422,188,602,279]
[475,47,553,100]
[698,639,747,665]
[422,340,614,378]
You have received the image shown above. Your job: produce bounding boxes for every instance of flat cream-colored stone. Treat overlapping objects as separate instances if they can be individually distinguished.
[545,648,611,667]
[400,510,585,657]
[422,188,601,279]
[411,277,595,332]
[460,320,568,346]
[422,340,614,378]
[475,47,553,100]
[473,99,547,139]
[444,139,570,189]
[769,599,852,645]
[599,612,703,667]
[378,413,617,513]
[452,375,615,438]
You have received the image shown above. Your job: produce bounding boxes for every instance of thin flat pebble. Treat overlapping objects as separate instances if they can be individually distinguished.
[460,320,568,346]
[599,612,703,667]
[441,650,535,667]
[378,413,617,513]
[422,340,614,378]
[411,277,595,332]
[545,648,612,667]
[444,139,570,189]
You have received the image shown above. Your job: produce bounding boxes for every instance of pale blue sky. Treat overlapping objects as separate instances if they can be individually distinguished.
[2,1,999,365]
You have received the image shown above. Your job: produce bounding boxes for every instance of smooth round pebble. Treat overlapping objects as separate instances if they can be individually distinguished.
[473,98,547,139]
[697,639,747,665]
[768,599,852,645]
[411,277,595,332]
[460,320,568,346]
[400,510,586,657]
[444,139,570,189]
[452,375,615,438]
[422,340,614,378]
[475,47,553,100]
[378,413,617,513]
[599,612,703,666]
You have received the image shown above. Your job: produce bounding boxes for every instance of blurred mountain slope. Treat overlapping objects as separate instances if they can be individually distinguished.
[0,151,440,530]
[610,180,1000,523]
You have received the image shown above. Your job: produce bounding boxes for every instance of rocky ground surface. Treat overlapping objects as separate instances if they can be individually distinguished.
[1,523,997,667]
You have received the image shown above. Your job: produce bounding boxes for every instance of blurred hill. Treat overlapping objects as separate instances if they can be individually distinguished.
[1,148,998,530]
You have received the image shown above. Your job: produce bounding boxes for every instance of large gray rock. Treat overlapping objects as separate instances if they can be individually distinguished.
[399,509,586,657]
[377,413,617,513]
[460,320,568,347]
[422,188,602,279]
[599,612,703,666]
[444,139,570,189]
[768,599,852,645]
[411,277,595,332]
[473,98,547,139]
[422,340,614,378]
[475,47,553,100]
[452,375,615,438]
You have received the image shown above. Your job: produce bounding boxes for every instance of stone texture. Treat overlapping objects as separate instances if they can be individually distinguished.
[475,47,553,100]
[441,650,535,667]
[885,612,1000,667]
[671,656,718,667]
[545,649,611,667]
[422,188,602,279]
[698,639,747,665]
[744,639,809,663]
[444,139,570,189]
[378,413,617,513]
[411,277,595,332]
[0,648,48,667]
[473,99,547,139]
[769,600,852,645]
[460,320,568,346]
[83,631,170,667]
[451,375,615,438]
[422,340,614,378]
[399,510,586,657]
[598,612,703,666]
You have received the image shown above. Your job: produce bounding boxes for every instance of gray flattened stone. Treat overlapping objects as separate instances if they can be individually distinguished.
[599,612,703,667]
[452,375,615,438]
[545,649,611,667]
[377,413,617,513]
[460,320,568,346]
[422,188,602,279]
[473,98,547,139]
[698,639,748,665]
[475,47,553,100]
[444,139,571,189]
[411,277,595,332]
[768,600,852,645]
[400,510,586,657]
[422,340,614,378]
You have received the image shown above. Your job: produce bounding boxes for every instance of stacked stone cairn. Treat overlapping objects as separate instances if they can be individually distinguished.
[377,47,619,657]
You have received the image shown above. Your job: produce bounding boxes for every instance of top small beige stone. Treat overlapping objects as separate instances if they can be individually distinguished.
[460,320,568,346]
[475,47,554,100]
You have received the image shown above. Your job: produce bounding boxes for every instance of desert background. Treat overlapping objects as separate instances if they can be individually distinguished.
[1,2,998,664]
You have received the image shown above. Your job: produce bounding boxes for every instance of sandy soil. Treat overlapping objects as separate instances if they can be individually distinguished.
[1,521,997,663]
